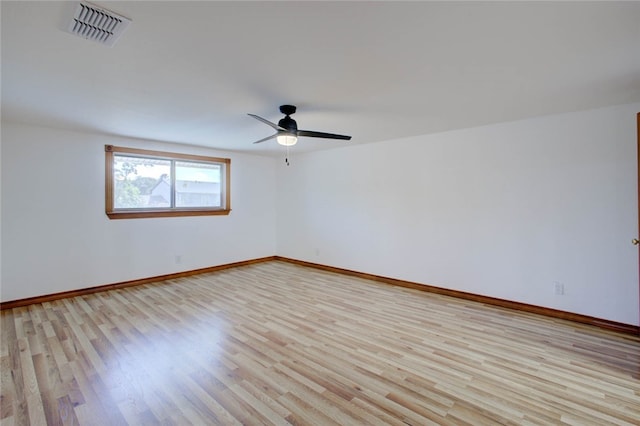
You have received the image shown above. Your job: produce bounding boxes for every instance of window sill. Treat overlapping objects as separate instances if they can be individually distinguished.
[106,209,231,219]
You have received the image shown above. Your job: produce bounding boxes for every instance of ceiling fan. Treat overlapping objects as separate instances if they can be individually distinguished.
[248,105,352,146]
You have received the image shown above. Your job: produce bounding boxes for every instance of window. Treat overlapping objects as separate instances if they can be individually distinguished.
[105,145,230,219]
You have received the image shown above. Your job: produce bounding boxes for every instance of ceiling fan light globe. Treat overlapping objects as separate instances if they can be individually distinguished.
[277,134,298,146]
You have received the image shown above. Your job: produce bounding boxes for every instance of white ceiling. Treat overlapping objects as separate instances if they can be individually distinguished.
[2,1,640,155]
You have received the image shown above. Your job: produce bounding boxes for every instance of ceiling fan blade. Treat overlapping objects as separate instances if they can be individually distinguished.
[252,133,278,144]
[298,130,352,140]
[248,114,285,131]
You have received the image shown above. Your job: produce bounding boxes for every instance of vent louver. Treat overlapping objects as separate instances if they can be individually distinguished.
[67,2,131,47]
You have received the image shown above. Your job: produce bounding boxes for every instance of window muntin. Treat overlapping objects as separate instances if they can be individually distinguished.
[106,145,230,219]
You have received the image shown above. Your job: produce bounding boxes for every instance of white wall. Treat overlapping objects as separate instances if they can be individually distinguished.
[1,122,277,302]
[276,103,640,326]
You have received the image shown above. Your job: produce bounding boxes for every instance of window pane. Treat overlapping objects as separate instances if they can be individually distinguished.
[175,161,222,208]
[114,155,171,209]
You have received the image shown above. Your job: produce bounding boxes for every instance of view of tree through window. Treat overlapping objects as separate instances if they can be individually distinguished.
[114,156,171,209]
[106,145,230,219]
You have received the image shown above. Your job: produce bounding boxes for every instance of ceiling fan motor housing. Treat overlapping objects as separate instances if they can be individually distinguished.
[278,116,298,132]
[278,105,298,133]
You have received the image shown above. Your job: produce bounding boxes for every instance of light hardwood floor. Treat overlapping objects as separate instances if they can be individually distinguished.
[1,261,639,425]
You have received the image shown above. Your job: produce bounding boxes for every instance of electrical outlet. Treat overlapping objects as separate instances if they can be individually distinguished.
[554,281,564,295]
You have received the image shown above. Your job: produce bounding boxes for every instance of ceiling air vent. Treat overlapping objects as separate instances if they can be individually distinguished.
[67,1,131,47]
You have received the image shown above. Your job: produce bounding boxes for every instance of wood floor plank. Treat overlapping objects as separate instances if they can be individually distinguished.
[2,260,639,425]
